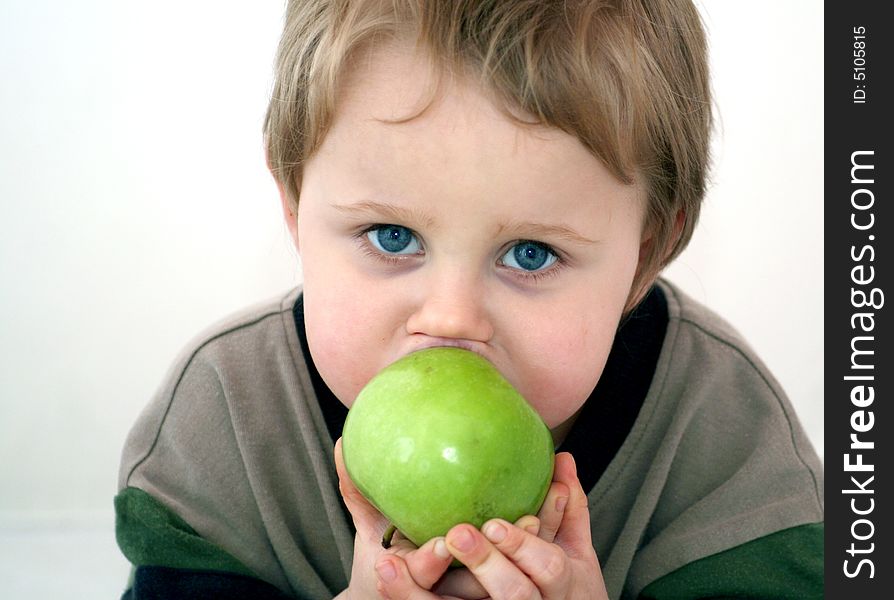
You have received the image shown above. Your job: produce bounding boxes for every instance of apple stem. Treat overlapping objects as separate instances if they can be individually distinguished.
[382,524,397,548]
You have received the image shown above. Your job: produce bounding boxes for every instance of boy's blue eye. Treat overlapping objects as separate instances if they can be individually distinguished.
[367,225,421,255]
[501,241,558,272]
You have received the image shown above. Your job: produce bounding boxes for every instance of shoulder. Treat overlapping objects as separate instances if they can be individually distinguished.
[655,278,809,437]
[168,287,302,375]
[118,287,306,490]
[115,287,339,593]
[597,279,824,598]
[159,286,302,393]
[651,278,823,507]
[658,278,772,375]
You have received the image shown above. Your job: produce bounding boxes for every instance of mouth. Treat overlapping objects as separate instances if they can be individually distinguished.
[408,337,485,358]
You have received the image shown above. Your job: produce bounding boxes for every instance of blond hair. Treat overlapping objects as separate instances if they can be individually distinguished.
[264,0,711,292]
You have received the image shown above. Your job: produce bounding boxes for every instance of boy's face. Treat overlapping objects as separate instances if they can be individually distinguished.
[285,44,647,442]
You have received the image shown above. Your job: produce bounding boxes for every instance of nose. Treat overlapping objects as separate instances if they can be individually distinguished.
[405,271,494,343]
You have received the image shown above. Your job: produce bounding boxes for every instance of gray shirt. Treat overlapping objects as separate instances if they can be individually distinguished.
[118,279,823,598]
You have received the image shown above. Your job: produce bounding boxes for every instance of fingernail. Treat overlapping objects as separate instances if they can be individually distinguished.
[483,521,507,543]
[450,527,476,552]
[433,538,450,559]
[524,522,540,536]
[556,496,568,513]
[376,559,397,583]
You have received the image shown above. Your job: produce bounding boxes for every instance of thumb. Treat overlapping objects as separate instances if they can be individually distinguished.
[552,452,596,558]
[334,437,390,539]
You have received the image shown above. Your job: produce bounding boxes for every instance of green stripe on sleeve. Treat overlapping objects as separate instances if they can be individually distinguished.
[639,522,823,599]
[115,486,256,579]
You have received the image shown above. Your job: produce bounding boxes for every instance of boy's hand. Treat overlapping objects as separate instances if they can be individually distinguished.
[377,514,541,600]
[334,438,454,599]
[376,452,609,600]
[427,474,571,599]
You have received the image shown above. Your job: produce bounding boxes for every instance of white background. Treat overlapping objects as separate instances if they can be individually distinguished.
[0,1,822,597]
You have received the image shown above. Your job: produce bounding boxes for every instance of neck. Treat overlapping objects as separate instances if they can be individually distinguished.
[550,407,583,449]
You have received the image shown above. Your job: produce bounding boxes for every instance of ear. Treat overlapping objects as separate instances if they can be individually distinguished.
[625,209,686,312]
[274,174,300,252]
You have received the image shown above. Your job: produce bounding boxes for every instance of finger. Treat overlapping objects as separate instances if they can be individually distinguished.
[513,515,541,538]
[431,566,489,599]
[385,530,416,554]
[552,452,596,558]
[387,536,453,590]
[446,523,543,600]
[481,518,571,598]
[536,479,570,543]
[334,438,389,538]
[375,554,442,600]
[386,527,418,553]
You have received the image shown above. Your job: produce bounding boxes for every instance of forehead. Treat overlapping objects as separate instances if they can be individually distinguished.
[312,42,643,220]
[335,46,558,147]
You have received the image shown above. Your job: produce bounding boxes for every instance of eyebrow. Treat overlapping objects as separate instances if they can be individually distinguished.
[495,221,599,246]
[333,200,598,246]
[333,201,436,229]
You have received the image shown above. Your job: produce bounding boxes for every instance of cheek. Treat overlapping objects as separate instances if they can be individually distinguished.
[502,271,633,429]
[301,257,387,408]
[517,316,616,428]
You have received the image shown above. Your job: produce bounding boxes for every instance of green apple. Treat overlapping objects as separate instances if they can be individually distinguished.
[342,347,555,547]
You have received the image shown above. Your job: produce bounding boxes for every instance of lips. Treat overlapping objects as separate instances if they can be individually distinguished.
[408,336,485,357]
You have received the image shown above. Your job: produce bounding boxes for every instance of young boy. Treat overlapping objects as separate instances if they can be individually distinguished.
[115,1,824,598]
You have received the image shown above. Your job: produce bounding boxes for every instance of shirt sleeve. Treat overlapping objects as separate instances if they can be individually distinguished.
[115,486,297,599]
[637,522,824,599]
[123,567,295,600]
[116,306,352,597]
